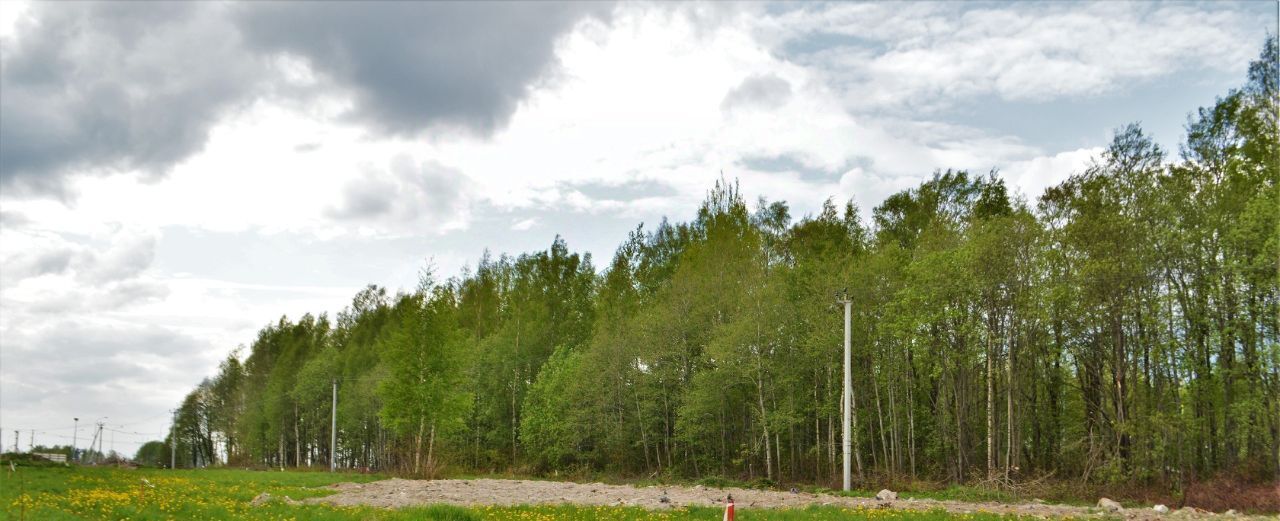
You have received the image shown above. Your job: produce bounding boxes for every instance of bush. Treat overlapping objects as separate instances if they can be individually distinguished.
[0,452,67,468]
[748,477,777,489]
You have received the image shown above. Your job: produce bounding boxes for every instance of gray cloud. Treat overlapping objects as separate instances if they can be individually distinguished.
[327,156,472,233]
[235,2,610,137]
[1,321,211,395]
[563,179,678,202]
[6,278,168,317]
[80,233,157,285]
[0,2,267,195]
[0,320,214,452]
[96,279,170,310]
[6,246,75,280]
[0,2,611,194]
[0,229,160,315]
[0,210,30,227]
[722,73,793,111]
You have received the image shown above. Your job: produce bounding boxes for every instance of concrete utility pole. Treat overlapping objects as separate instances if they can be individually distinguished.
[29,429,34,451]
[90,421,105,463]
[838,290,853,492]
[170,409,177,470]
[330,379,338,472]
[13,430,18,453]
[85,423,100,464]
[72,418,79,463]
[98,420,107,462]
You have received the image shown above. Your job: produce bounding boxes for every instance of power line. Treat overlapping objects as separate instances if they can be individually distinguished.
[104,427,161,437]
[14,425,78,432]
[112,411,174,428]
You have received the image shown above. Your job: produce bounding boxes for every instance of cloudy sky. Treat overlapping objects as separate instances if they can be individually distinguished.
[0,1,1273,456]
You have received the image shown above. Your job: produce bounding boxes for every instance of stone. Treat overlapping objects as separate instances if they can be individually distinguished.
[1153,504,1169,513]
[1097,498,1123,512]
[876,489,898,501]
[1225,510,1237,516]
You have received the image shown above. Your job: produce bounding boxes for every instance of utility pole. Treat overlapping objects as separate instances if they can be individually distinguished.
[72,418,79,463]
[88,421,105,464]
[838,290,853,491]
[98,422,105,463]
[29,429,34,451]
[330,379,338,472]
[13,430,18,453]
[170,409,177,470]
[85,423,99,464]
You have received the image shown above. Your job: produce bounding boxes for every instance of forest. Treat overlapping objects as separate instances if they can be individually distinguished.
[164,39,1277,488]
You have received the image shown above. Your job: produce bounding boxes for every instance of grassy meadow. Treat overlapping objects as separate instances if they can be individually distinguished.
[0,466,1047,521]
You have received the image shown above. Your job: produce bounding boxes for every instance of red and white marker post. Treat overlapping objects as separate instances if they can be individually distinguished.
[723,494,735,521]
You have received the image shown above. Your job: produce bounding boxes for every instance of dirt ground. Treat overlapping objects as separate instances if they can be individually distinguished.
[303,478,1266,519]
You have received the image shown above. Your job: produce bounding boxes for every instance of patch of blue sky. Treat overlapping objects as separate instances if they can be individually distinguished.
[934,72,1250,156]
[781,30,892,59]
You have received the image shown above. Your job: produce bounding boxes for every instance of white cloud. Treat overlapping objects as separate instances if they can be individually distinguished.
[511,218,539,231]
[1001,147,1102,201]
[722,73,793,111]
[766,2,1261,111]
[0,0,30,39]
[0,99,475,239]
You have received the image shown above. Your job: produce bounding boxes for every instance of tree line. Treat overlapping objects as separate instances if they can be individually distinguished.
[164,39,1277,486]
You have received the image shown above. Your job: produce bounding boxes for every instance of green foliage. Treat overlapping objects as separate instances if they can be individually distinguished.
[133,441,168,467]
[167,38,1279,489]
[521,345,588,469]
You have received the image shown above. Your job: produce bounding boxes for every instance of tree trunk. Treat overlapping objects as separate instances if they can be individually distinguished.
[907,342,917,478]
[633,380,651,470]
[414,417,424,475]
[757,373,773,481]
[852,377,865,480]
[987,327,996,479]
[426,423,437,477]
[1005,322,1015,479]
[294,404,301,468]
[873,369,888,474]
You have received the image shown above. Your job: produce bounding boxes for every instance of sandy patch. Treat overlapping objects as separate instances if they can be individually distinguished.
[302,478,1264,519]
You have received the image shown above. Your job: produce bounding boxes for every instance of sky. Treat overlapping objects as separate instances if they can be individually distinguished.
[0,1,1274,458]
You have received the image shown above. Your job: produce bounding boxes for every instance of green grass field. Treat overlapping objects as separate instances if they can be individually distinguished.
[0,466,1044,521]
